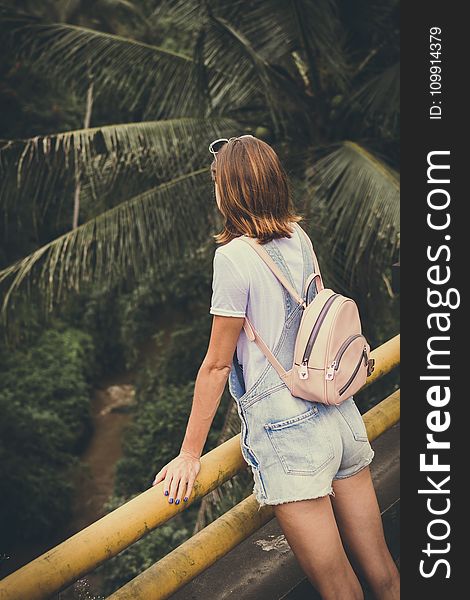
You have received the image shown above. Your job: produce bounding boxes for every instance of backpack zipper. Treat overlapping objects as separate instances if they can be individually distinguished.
[338,346,368,396]
[325,334,364,381]
[298,293,340,379]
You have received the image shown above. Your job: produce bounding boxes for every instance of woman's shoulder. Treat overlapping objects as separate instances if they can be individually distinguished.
[215,236,253,262]
[213,237,257,285]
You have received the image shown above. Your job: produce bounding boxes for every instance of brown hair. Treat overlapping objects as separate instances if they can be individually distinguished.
[211,136,302,245]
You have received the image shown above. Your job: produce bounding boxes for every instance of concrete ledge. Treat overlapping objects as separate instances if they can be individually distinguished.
[169,422,400,600]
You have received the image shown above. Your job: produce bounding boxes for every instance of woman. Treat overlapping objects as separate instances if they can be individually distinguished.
[152,135,400,599]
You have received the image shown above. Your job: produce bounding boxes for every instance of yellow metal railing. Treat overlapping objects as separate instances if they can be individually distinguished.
[0,335,400,600]
[363,335,400,388]
[108,389,400,600]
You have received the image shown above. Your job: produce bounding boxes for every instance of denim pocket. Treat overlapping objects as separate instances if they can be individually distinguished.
[264,406,334,475]
[335,397,369,442]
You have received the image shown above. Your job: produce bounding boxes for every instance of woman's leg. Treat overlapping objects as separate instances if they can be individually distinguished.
[273,495,364,600]
[331,466,400,599]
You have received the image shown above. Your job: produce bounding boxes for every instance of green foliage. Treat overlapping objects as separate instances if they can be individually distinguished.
[116,380,196,497]
[115,247,215,369]
[98,310,235,591]
[60,244,215,376]
[66,285,128,378]
[0,324,95,543]
[113,313,230,498]
[151,320,211,387]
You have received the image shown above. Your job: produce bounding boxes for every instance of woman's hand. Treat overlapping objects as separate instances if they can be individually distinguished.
[151,450,201,505]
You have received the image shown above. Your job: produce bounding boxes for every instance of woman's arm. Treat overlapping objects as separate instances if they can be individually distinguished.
[152,314,245,505]
[180,314,245,457]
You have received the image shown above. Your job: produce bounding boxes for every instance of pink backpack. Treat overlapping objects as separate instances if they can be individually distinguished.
[238,223,375,406]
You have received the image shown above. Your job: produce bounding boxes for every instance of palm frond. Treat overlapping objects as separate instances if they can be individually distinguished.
[306,141,399,275]
[189,14,269,119]
[0,168,217,317]
[0,4,199,117]
[279,0,350,92]
[363,0,400,40]
[209,16,289,133]
[0,116,240,225]
[155,0,294,65]
[351,63,400,135]
[153,1,312,128]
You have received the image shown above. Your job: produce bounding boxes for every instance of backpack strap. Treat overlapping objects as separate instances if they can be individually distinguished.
[292,222,324,292]
[236,225,323,381]
[237,232,303,380]
[242,317,288,380]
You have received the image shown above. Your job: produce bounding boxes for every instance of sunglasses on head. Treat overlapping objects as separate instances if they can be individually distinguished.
[208,135,254,158]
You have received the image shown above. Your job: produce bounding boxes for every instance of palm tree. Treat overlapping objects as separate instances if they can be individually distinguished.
[0,0,400,527]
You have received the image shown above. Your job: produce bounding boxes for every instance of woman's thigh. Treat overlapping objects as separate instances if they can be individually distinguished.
[331,466,398,584]
[273,495,363,599]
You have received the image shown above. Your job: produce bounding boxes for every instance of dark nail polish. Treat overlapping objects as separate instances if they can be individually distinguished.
[175,499,180,505]
[184,497,188,502]
[164,490,169,496]
[169,498,174,504]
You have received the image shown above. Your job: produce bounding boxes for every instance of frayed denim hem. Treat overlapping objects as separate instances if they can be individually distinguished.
[254,485,336,511]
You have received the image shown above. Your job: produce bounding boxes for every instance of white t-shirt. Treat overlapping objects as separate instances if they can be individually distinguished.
[209,224,304,392]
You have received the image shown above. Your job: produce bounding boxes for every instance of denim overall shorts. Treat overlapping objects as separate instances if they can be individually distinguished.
[228,231,375,509]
